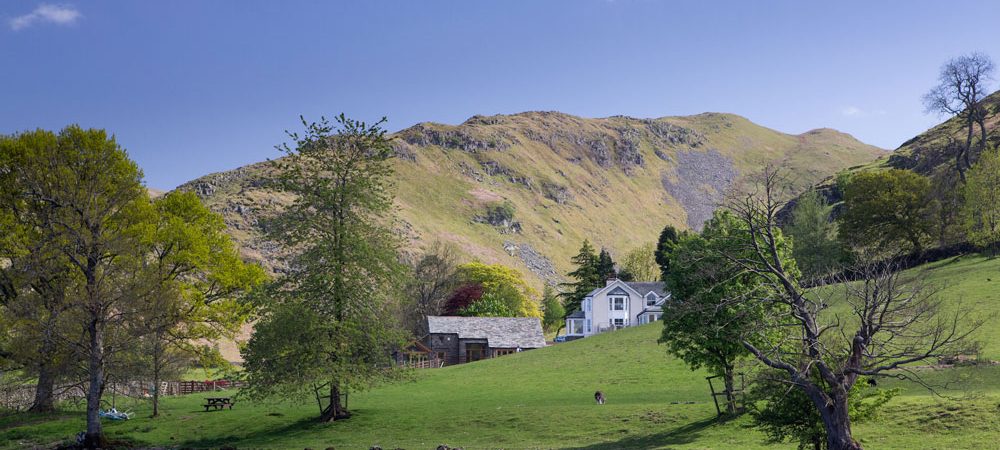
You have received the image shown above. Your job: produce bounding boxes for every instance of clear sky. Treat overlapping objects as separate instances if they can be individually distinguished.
[3,1,999,189]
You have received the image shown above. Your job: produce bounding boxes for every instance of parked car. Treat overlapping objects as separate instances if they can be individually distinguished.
[554,335,567,343]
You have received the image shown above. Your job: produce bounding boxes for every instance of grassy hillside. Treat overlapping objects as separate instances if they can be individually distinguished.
[786,90,1000,216]
[178,111,884,290]
[4,256,1000,449]
[887,91,1000,177]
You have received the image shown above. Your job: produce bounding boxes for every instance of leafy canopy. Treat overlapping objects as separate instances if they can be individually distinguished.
[454,262,540,318]
[838,169,934,254]
[659,211,793,400]
[961,146,1000,253]
[785,189,846,279]
[241,115,407,418]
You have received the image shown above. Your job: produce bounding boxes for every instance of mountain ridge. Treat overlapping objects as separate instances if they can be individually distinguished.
[176,110,885,289]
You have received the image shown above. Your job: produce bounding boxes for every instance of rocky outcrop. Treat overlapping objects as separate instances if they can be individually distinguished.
[503,240,560,286]
[661,149,738,230]
[171,109,883,290]
[398,123,514,153]
[541,181,572,205]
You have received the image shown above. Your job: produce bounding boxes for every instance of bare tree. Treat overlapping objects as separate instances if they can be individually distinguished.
[719,166,983,450]
[404,242,461,335]
[923,53,995,182]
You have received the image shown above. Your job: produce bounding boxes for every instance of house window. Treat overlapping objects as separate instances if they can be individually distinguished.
[585,319,591,333]
[611,297,626,311]
[494,349,515,357]
[650,313,661,322]
[646,293,657,306]
[612,318,625,328]
[568,319,584,335]
[585,298,591,312]
[436,352,446,361]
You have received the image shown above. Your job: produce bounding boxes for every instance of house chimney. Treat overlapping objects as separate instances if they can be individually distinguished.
[605,276,618,286]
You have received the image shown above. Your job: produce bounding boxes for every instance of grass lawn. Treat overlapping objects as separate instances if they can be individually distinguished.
[3,256,1000,449]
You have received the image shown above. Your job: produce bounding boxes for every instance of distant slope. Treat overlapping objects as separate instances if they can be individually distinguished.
[887,90,1000,176]
[781,90,1000,224]
[177,111,884,289]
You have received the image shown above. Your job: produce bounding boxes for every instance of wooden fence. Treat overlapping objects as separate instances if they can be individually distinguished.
[400,359,445,369]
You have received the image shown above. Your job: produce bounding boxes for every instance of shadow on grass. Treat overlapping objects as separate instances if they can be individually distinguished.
[175,410,355,448]
[0,411,79,431]
[563,416,720,450]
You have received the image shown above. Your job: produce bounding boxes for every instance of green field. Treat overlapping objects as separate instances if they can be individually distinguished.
[4,256,1000,449]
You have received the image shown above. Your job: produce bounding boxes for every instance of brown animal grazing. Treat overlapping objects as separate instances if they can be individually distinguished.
[595,391,605,405]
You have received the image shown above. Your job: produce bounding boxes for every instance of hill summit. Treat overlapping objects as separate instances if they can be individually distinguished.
[177,111,884,288]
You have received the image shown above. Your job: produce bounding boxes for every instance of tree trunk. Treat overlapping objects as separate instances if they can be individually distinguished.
[29,362,56,413]
[29,311,61,412]
[816,391,862,450]
[978,118,988,158]
[722,366,737,415]
[319,382,350,422]
[964,120,975,173]
[956,147,967,183]
[83,319,107,449]
[152,337,161,418]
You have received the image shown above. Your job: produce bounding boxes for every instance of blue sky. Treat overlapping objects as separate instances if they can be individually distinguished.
[3,1,999,189]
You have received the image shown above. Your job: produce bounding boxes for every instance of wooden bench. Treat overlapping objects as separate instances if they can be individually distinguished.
[203,397,235,411]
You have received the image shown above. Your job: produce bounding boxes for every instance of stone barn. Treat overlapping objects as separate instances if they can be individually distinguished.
[423,316,546,365]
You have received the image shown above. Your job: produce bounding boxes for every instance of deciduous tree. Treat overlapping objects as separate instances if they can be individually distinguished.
[659,210,789,414]
[1,126,155,447]
[541,286,564,331]
[785,189,846,279]
[721,166,981,450]
[138,191,264,417]
[961,146,1000,254]
[924,52,995,182]
[618,243,659,282]
[453,262,540,318]
[404,242,461,334]
[838,169,934,254]
[241,115,407,422]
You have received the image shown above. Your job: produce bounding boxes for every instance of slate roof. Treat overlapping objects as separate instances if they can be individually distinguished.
[426,316,547,349]
[566,310,586,319]
[586,280,668,298]
[627,282,668,297]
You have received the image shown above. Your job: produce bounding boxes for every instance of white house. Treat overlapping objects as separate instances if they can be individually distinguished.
[565,279,669,339]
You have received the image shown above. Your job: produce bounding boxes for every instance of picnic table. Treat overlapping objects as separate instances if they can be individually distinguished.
[203,397,235,411]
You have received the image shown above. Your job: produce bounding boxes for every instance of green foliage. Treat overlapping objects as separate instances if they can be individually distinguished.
[655,224,681,277]
[541,286,565,331]
[838,169,935,254]
[403,242,460,335]
[785,189,846,278]
[241,115,407,419]
[0,126,156,442]
[147,191,265,338]
[660,210,794,412]
[454,262,540,318]
[961,146,1000,253]
[596,248,615,279]
[559,240,602,316]
[459,291,517,317]
[748,371,899,450]
[618,243,659,282]
[139,190,265,414]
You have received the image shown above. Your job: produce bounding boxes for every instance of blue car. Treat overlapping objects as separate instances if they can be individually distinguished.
[554,335,567,343]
